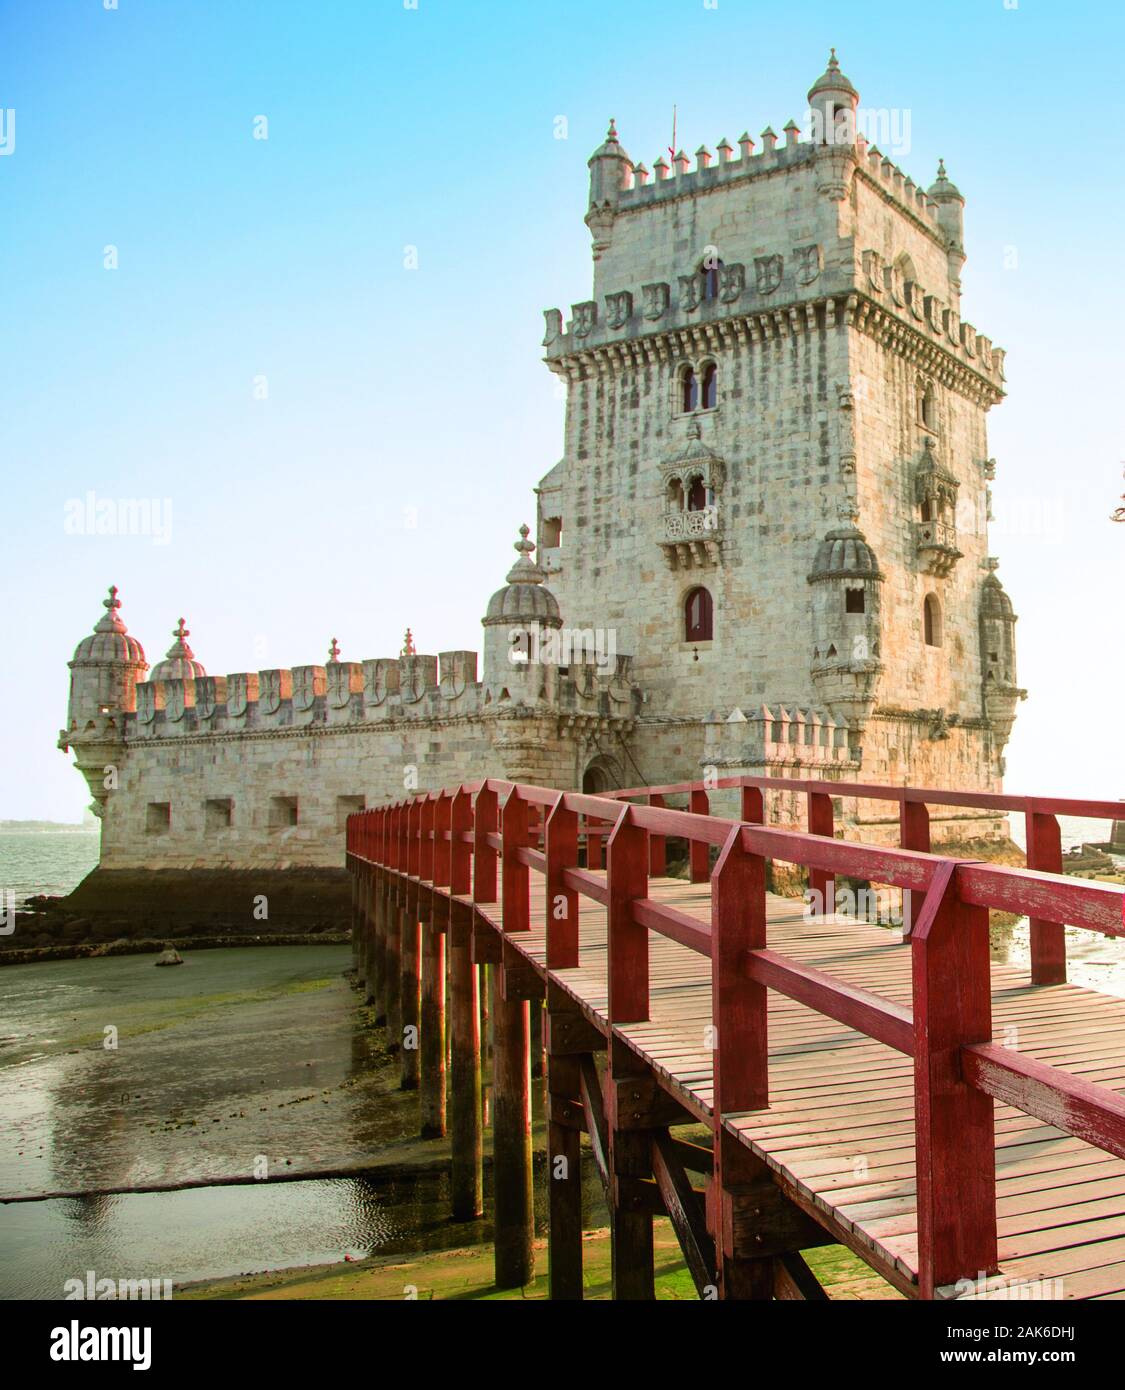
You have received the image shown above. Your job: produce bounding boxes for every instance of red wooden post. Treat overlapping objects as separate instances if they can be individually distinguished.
[450,787,472,896]
[384,805,403,1055]
[501,788,530,933]
[689,788,710,882]
[710,825,773,1301]
[545,796,579,969]
[711,827,768,1116]
[912,861,997,1298]
[607,806,649,1023]
[740,783,764,824]
[1027,808,1066,985]
[899,797,930,935]
[401,798,423,1089]
[421,791,451,1138]
[473,785,498,904]
[807,788,835,915]
[433,790,452,889]
[587,815,604,871]
[648,793,666,876]
[449,787,483,1219]
[419,793,436,887]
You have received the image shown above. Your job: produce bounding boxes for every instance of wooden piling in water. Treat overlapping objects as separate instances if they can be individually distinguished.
[491,969,533,1289]
[449,906,483,1218]
[420,920,446,1137]
[400,900,421,1090]
[384,890,402,1055]
[545,996,587,1300]
[372,872,387,1025]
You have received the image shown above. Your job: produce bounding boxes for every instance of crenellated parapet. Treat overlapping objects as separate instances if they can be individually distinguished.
[703,703,856,772]
[128,648,487,741]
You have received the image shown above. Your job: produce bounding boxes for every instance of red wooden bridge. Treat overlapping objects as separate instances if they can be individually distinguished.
[346,775,1125,1300]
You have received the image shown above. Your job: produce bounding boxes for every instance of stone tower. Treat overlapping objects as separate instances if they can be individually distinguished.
[538,51,1024,795]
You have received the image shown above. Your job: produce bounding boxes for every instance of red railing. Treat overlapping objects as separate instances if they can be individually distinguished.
[600,774,1123,985]
[347,776,1124,1298]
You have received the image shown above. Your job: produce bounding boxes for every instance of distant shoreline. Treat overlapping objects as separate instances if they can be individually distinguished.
[0,823,98,834]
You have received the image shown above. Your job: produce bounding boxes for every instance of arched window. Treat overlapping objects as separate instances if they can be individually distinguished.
[666,476,685,510]
[921,384,936,430]
[923,593,942,648]
[681,366,698,413]
[684,586,713,642]
[687,476,707,512]
[701,258,723,302]
[701,362,717,409]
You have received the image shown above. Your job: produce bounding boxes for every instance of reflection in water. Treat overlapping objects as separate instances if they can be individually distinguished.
[1,1158,601,1300]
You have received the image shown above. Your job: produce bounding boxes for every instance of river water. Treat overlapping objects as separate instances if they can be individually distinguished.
[0,822,1121,1299]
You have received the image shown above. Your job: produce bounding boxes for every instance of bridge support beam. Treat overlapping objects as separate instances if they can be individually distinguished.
[384,888,403,1055]
[449,903,483,1220]
[420,916,446,1137]
[491,969,534,1289]
[400,892,421,1089]
[371,873,387,1025]
[545,992,602,1300]
[606,1039,656,1300]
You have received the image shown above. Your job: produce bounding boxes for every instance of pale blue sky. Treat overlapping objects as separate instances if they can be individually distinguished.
[1,0,1122,820]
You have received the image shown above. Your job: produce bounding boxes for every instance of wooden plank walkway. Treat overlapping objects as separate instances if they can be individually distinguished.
[471,874,1125,1300]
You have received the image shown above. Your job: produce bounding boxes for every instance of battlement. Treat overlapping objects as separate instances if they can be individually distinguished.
[118,647,640,741]
[702,703,855,769]
[614,128,941,231]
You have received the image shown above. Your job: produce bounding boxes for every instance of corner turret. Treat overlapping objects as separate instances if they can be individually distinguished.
[586,119,633,261]
[979,563,1025,757]
[927,158,967,300]
[59,585,148,817]
[146,618,206,682]
[482,525,563,706]
[806,50,860,200]
[808,520,885,744]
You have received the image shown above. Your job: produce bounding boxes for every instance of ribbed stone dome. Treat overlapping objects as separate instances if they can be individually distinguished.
[484,526,561,625]
[927,158,963,203]
[147,618,206,681]
[808,524,883,581]
[807,48,857,101]
[666,420,723,474]
[980,572,1015,620]
[71,586,147,666]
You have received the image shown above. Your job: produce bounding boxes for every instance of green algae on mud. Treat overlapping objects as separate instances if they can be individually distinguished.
[178,1226,902,1302]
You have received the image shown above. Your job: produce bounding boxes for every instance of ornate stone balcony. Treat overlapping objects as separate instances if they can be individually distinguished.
[660,506,722,569]
[913,518,962,577]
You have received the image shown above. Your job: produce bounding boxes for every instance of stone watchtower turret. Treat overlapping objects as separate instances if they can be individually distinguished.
[538,49,1022,798]
[59,586,148,817]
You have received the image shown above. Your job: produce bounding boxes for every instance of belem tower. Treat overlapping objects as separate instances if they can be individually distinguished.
[59,54,1023,915]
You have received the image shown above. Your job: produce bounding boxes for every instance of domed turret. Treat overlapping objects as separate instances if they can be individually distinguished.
[586,119,633,261]
[979,566,1024,755]
[927,158,967,296]
[807,48,859,145]
[807,520,885,741]
[65,585,148,727]
[482,525,563,705]
[60,585,148,818]
[808,524,883,582]
[147,618,206,682]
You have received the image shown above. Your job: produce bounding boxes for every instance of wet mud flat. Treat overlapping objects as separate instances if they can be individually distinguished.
[0,945,418,1200]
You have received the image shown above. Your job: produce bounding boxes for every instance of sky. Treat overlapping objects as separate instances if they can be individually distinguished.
[0,0,1122,821]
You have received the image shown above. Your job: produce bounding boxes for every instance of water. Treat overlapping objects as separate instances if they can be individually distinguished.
[0,830,100,901]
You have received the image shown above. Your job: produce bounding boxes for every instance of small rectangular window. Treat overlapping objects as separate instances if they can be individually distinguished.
[205,798,233,830]
[269,795,299,828]
[845,589,865,613]
[336,795,365,831]
[146,801,171,834]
